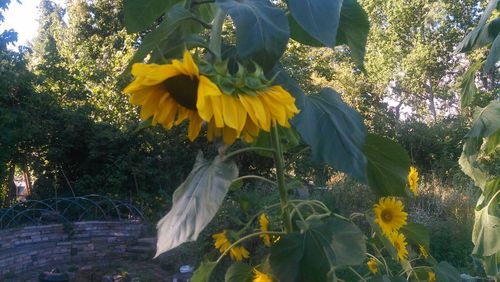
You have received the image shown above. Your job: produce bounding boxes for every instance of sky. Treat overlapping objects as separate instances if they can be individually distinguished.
[0,0,66,47]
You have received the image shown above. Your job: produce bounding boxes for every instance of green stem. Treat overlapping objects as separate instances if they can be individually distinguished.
[223,146,275,160]
[215,231,285,263]
[209,8,225,61]
[232,175,277,187]
[271,125,293,233]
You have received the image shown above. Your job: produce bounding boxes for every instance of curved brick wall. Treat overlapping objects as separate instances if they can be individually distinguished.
[0,221,143,278]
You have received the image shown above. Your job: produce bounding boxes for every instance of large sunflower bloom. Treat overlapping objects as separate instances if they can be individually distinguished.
[124,51,221,141]
[408,166,419,195]
[259,213,271,247]
[212,230,249,261]
[373,197,408,235]
[388,231,409,261]
[253,269,273,282]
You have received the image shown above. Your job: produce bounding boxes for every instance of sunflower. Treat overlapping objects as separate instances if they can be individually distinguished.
[408,166,419,195]
[419,244,429,259]
[373,197,408,235]
[367,258,378,274]
[212,230,250,261]
[259,213,271,247]
[253,269,273,282]
[124,51,299,144]
[388,231,408,261]
[428,271,436,282]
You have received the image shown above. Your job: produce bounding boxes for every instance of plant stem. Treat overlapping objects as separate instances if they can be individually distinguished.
[215,231,285,263]
[209,8,225,61]
[271,125,293,233]
[231,175,277,187]
[223,146,275,160]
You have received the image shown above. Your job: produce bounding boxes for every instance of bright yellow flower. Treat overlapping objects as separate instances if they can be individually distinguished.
[253,269,273,282]
[419,244,429,259]
[367,258,378,274]
[124,51,299,144]
[373,197,408,235]
[428,271,436,282]
[388,231,409,261]
[259,213,271,247]
[408,166,419,195]
[212,230,249,261]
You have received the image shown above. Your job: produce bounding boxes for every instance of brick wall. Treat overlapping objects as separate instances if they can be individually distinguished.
[0,221,143,278]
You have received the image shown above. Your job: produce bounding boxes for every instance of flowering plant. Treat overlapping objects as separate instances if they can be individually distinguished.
[122,0,464,280]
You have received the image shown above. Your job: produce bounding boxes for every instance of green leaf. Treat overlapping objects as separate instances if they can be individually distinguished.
[216,0,289,70]
[251,125,300,158]
[269,218,366,281]
[483,254,500,279]
[484,34,500,72]
[459,138,489,189]
[457,0,500,52]
[291,87,367,182]
[400,222,430,249]
[155,152,238,256]
[486,129,500,155]
[225,263,253,282]
[472,179,500,257]
[335,0,370,70]
[123,0,181,33]
[433,261,462,282]
[287,0,342,47]
[460,60,483,108]
[363,134,410,197]
[288,13,323,47]
[192,261,217,282]
[466,100,500,138]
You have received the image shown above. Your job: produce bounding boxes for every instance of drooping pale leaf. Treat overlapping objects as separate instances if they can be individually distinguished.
[225,263,253,282]
[269,218,366,281]
[459,138,489,189]
[483,254,500,279]
[466,100,500,138]
[155,152,238,257]
[484,33,500,72]
[335,0,370,70]
[433,261,462,282]
[472,179,500,257]
[400,222,430,249]
[486,129,500,155]
[460,60,483,108]
[216,0,289,70]
[191,261,217,282]
[291,87,367,181]
[124,0,182,33]
[287,0,342,47]
[363,134,410,197]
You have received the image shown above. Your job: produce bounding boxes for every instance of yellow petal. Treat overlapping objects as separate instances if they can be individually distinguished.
[175,107,190,125]
[260,93,287,126]
[197,76,222,121]
[139,90,163,120]
[131,63,180,85]
[223,126,238,144]
[210,96,225,128]
[188,112,203,141]
[172,51,199,78]
[239,95,270,131]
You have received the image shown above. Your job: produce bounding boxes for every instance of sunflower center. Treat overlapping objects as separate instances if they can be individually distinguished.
[163,74,199,110]
[381,210,393,222]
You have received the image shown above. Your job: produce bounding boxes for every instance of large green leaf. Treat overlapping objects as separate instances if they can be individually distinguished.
[433,261,462,282]
[291,87,367,182]
[225,263,253,282]
[216,0,289,70]
[459,138,489,189]
[400,222,430,249]
[287,0,342,47]
[486,129,500,155]
[460,60,483,108]
[288,14,322,47]
[192,261,217,282]
[269,218,366,281]
[466,100,500,138]
[363,134,410,197]
[457,0,500,52]
[484,33,500,72]
[335,0,370,70]
[155,152,238,256]
[123,0,181,33]
[472,179,500,257]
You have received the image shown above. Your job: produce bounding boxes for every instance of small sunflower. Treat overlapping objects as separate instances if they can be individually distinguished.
[428,271,436,282]
[124,51,299,144]
[373,197,408,235]
[419,244,429,259]
[253,269,273,282]
[388,231,409,261]
[367,258,378,274]
[408,166,419,195]
[212,230,249,261]
[259,213,271,247]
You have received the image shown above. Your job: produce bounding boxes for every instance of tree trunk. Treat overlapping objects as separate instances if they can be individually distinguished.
[425,78,437,122]
[6,165,16,206]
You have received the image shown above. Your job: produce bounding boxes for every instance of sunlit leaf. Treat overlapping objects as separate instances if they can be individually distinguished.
[401,222,430,249]
[484,33,500,72]
[472,179,500,257]
[225,263,253,282]
[192,261,217,282]
[155,152,238,256]
[466,100,500,138]
[460,60,483,108]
